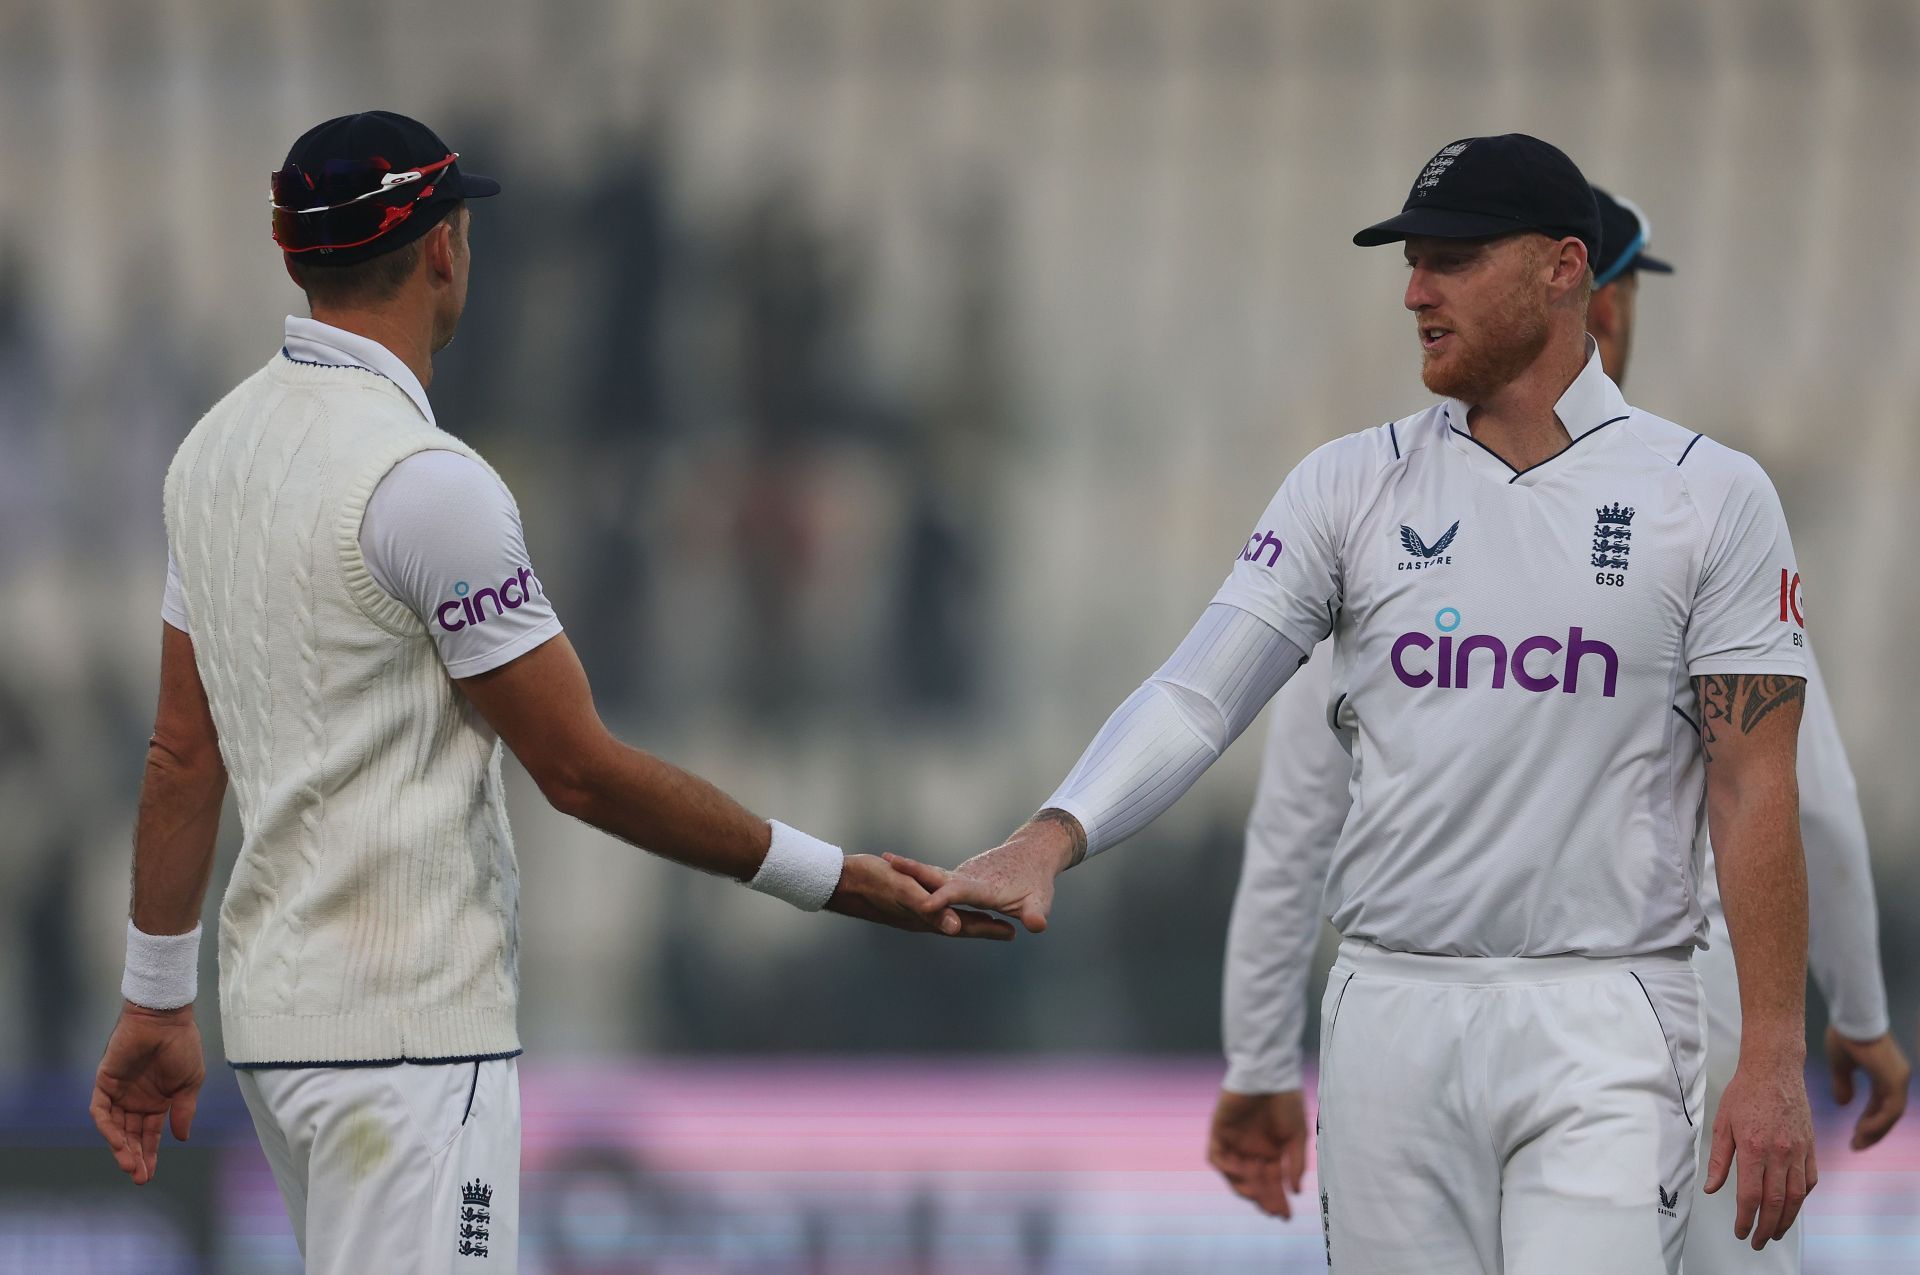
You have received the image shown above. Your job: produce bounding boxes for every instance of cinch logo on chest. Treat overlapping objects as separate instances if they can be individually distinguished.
[1390,607,1620,697]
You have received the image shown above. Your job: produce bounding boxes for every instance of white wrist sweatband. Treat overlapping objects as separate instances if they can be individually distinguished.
[122,918,202,1010]
[750,821,846,912]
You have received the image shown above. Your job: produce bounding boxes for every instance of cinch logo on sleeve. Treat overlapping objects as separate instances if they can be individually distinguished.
[1239,530,1284,568]
[436,568,542,632]
[1390,606,1621,697]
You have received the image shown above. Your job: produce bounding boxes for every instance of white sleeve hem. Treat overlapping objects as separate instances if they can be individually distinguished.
[1222,1057,1305,1096]
[1829,1010,1893,1043]
[1208,588,1324,659]
[1683,657,1808,679]
[444,616,565,679]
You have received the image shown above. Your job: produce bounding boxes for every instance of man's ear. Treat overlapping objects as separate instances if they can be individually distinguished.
[1551,236,1590,291]
[423,219,457,284]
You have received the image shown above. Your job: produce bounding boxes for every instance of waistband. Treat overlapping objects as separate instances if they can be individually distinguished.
[1334,937,1692,985]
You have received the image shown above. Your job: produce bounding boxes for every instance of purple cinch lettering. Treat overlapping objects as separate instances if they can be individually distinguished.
[471,587,504,623]
[1562,626,1619,698]
[1390,632,1433,687]
[1512,634,1561,692]
[501,577,524,608]
[437,599,468,632]
[1453,634,1508,689]
[1251,531,1283,568]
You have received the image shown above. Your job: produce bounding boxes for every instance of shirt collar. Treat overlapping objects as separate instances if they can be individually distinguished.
[282,315,435,425]
[1442,335,1628,440]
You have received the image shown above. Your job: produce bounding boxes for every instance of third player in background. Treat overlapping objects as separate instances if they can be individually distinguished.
[1209,185,1912,1271]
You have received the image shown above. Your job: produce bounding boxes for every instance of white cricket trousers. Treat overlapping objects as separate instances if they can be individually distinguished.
[1315,939,1705,1274]
[1684,917,1803,1273]
[236,1058,520,1273]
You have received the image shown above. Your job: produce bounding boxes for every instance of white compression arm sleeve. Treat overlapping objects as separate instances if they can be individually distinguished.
[1798,648,1891,1040]
[1043,604,1308,857]
[1222,648,1353,1094]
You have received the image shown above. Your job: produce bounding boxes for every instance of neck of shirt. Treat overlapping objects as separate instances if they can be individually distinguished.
[282,315,436,426]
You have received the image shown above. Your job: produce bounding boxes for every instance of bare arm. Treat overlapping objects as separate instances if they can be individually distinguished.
[93,623,225,1184]
[1699,673,1808,1054]
[459,632,774,880]
[458,632,1009,937]
[1696,671,1817,1248]
[132,624,228,932]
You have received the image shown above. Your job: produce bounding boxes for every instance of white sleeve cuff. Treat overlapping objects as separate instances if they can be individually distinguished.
[1222,1054,1305,1096]
[122,919,202,1010]
[750,821,845,912]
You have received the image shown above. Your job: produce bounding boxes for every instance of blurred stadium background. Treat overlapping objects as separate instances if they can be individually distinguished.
[1,0,1917,1269]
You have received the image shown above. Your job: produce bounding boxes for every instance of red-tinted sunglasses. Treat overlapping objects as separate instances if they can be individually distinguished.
[270,153,457,254]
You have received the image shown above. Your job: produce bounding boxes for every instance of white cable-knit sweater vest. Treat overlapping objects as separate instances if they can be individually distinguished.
[164,355,519,1065]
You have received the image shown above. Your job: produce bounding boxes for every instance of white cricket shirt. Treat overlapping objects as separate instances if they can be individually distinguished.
[1214,347,1806,958]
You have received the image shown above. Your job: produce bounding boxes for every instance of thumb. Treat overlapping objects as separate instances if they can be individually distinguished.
[171,1087,198,1143]
[1831,1052,1856,1107]
[1019,888,1053,934]
[1281,1131,1308,1196]
[1704,1107,1735,1194]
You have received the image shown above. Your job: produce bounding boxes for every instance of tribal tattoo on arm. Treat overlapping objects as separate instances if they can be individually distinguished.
[1032,807,1091,869]
[1692,674,1806,763]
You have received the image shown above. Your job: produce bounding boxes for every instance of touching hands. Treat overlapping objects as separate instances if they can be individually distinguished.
[1704,1045,1818,1249]
[826,853,1016,940]
[1825,1026,1911,1152]
[91,1001,206,1185]
[884,809,1087,935]
[1208,1090,1310,1219]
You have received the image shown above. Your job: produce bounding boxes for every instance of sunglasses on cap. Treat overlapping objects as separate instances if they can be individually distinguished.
[269,153,457,254]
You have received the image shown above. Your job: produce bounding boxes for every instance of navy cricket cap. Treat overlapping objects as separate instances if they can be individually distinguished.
[1591,186,1674,287]
[1353,134,1602,264]
[270,111,500,267]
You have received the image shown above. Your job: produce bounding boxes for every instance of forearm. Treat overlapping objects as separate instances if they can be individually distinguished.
[1221,866,1323,1094]
[1713,791,1808,1058]
[561,738,775,883]
[1803,795,1889,1039]
[1700,673,1809,1061]
[1797,655,1890,1039]
[130,739,227,935]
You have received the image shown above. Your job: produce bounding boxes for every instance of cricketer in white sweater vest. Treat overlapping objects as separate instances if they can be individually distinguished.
[93,112,1012,1275]
[164,350,523,1066]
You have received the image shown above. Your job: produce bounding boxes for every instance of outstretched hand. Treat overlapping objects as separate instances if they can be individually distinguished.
[884,809,1085,935]
[826,853,1016,940]
[91,1002,205,1185]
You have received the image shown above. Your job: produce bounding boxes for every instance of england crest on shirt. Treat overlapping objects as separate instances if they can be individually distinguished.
[1592,503,1633,573]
